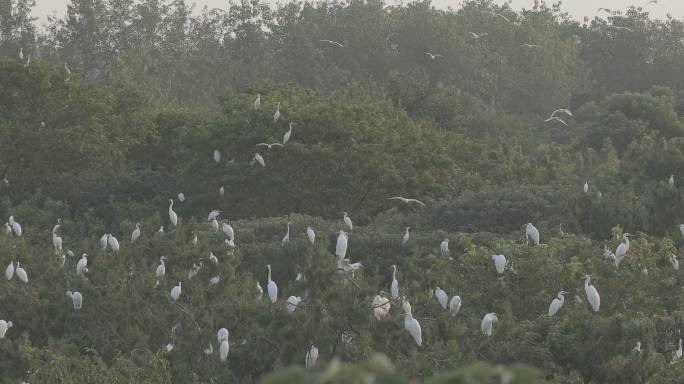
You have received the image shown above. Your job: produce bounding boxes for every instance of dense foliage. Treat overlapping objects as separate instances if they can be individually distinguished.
[1,0,684,383]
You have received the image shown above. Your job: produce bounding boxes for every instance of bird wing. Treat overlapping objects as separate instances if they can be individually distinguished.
[256,143,269,147]
[408,199,426,206]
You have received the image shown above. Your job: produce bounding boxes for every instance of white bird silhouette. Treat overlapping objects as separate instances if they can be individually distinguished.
[217,328,229,343]
[208,210,221,222]
[282,221,291,245]
[204,343,214,356]
[434,287,448,309]
[107,234,120,252]
[77,254,88,276]
[267,264,278,303]
[544,116,568,126]
[4,261,14,280]
[583,181,589,193]
[222,223,234,241]
[305,344,319,368]
[440,238,449,257]
[283,122,293,144]
[343,212,353,230]
[306,226,315,244]
[335,230,348,258]
[320,39,344,47]
[669,174,675,186]
[481,313,498,336]
[389,196,426,206]
[66,290,83,310]
[273,102,281,122]
[155,256,166,286]
[252,153,265,167]
[219,186,225,197]
[15,262,28,283]
[131,223,141,242]
[424,52,443,59]
[468,32,488,39]
[449,296,462,317]
[372,294,391,320]
[286,296,302,312]
[209,252,219,265]
[548,291,565,316]
[493,254,506,274]
[402,227,410,244]
[584,274,600,312]
[177,192,185,202]
[405,312,422,346]
[0,320,13,338]
[170,282,182,301]
[526,223,540,245]
[669,254,679,270]
[213,149,221,163]
[219,339,229,362]
[615,233,631,268]
[390,265,400,298]
[256,142,284,150]
[254,94,261,109]
[168,199,178,227]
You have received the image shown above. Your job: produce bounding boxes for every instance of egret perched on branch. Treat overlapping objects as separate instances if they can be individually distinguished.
[5,261,14,280]
[548,291,566,316]
[217,328,229,343]
[52,219,63,254]
[219,186,225,197]
[670,174,675,186]
[335,231,348,258]
[405,313,422,346]
[254,94,261,109]
[208,210,220,222]
[131,223,141,242]
[156,256,166,286]
[266,265,278,303]
[526,223,540,245]
[306,226,315,244]
[449,296,462,316]
[401,296,412,317]
[0,320,13,338]
[584,274,600,312]
[15,262,28,283]
[343,212,353,230]
[306,344,319,368]
[434,287,448,309]
[10,216,21,237]
[100,233,108,250]
[66,290,83,310]
[389,196,426,206]
[402,227,410,244]
[679,224,684,237]
[170,282,182,301]
[77,254,88,276]
[492,254,506,274]
[211,219,219,232]
[213,149,221,163]
[222,223,234,241]
[168,199,178,227]
[282,221,291,245]
[252,153,265,167]
[286,296,302,313]
[273,102,281,122]
[390,265,399,299]
[209,252,218,265]
[177,192,185,202]
[283,123,293,144]
[481,313,498,336]
[583,181,589,193]
[669,254,679,270]
[440,238,449,257]
[107,234,120,252]
[219,339,229,362]
[372,294,391,320]
[615,233,631,267]
[204,343,213,356]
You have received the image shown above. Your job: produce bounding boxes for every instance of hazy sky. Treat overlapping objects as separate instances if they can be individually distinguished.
[31,0,683,24]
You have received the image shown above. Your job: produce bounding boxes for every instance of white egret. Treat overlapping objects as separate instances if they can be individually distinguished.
[525,223,540,245]
[401,296,412,316]
[256,142,284,150]
[211,219,219,232]
[282,221,291,245]
[156,256,166,286]
[405,313,422,346]
[670,174,675,186]
[11,220,21,237]
[335,231,348,258]
[583,181,589,193]
[343,212,353,230]
[204,343,214,356]
[267,264,278,303]
[615,233,631,267]
[256,281,263,299]
[390,265,399,299]
[5,261,14,280]
[679,224,684,237]
[440,238,449,257]
[177,192,185,202]
[253,153,265,167]
[669,254,679,270]
[372,294,391,320]
[159,226,165,233]
[584,274,600,312]
[286,296,302,313]
[219,186,225,197]
[19,48,23,60]
[168,199,178,227]
[100,233,108,250]
[0,320,13,338]
[492,254,506,274]
[165,343,174,353]
[254,93,261,109]
[544,116,568,126]
[295,272,304,281]
[402,227,410,244]
[15,262,27,283]
[213,149,221,163]
[66,290,83,310]
[209,252,218,264]
[320,39,344,47]
[434,287,448,309]
[131,223,141,242]
[521,43,542,48]
[481,313,498,336]
[208,210,220,222]
[188,263,200,279]
[306,226,315,244]
[283,122,292,144]
[222,223,234,241]
[170,282,182,301]
[548,291,566,316]
[388,196,425,206]
[76,254,88,276]
[305,344,319,368]
[219,339,229,362]
[8,216,14,226]
[633,341,642,355]
[217,328,229,343]
[675,339,683,362]
[107,234,120,252]
[425,52,443,59]
[273,102,281,122]
[209,275,220,286]
[68,249,75,258]
[449,296,462,317]
[192,234,198,247]
[52,223,63,254]
[468,32,488,38]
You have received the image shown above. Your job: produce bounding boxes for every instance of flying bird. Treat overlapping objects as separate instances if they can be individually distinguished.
[544,116,568,126]
[468,32,488,39]
[256,143,284,150]
[425,52,443,59]
[320,39,344,47]
[521,43,542,48]
[389,196,426,206]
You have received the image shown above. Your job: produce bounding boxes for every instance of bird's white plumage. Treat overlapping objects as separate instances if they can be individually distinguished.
[402,227,410,244]
[170,282,182,301]
[283,123,292,144]
[306,226,315,244]
[548,291,565,316]
[525,223,540,245]
[77,254,88,275]
[493,254,506,274]
[584,275,600,312]
[267,265,278,303]
[343,212,353,230]
[435,287,448,309]
[168,199,178,227]
[305,344,319,368]
[390,265,399,299]
[449,296,461,316]
[5,261,14,280]
[66,290,83,310]
[405,313,422,346]
[0,320,13,338]
[219,339,229,362]
[286,296,301,313]
[440,239,449,257]
[15,263,28,283]
[108,234,120,252]
[131,223,141,242]
[372,295,391,320]
[481,313,498,336]
[335,231,348,258]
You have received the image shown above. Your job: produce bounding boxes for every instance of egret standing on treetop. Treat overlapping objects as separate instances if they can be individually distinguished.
[405,312,422,346]
[440,238,449,257]
[4,261,13,280]
[273,102,281,122]
[669,254,679,270]
[76,254,88,276]
[0,320,13,338]
[131,223,141,242]
[107,234,120,252]
[156,256,167,286]
[390,265,399,299]
[219,339,229,362]
[481,313,498,336]
[372,294,391,320]
[526,223,540,245]
[615,233,631,268]
[66,290,83,310]
[213,149,221,163]
[670,174,675,186]
[267,264,278,303]
[584,274,600,312]
[335,231,348,258]
[343,212,353,230]
[583,181,589,193]
[403,227,410,244]
[15,262,27,283]
[435,287,448,309]
[306,226,315,244]
[222,223,234,241]
[282,221,291,245]
[170,282,182,301]
[493,254,506,274]
[254,94,261,109]
[449,295,462,316]
[548,291,565,316]
[168,199,178,227]
[283,123,292,144]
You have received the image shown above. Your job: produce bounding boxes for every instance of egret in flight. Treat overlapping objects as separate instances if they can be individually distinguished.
[435,287,448,309]
[481,313,498,336]
[584,274,600,312]
[548,291,565,316]
[389,196,426,206]
[424,52,443,59]
[320,39,344,47]
[468,32,488,39]
[306,226,315,244]
[449,295,462,316]
[526,223,540,245]
[168,199,178,227]
[256,142,284,150]
[305,344,319,368]
[267,264,278,303]
[544,116,568,126]
[66,290,83,310]
[390,265,399,298]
